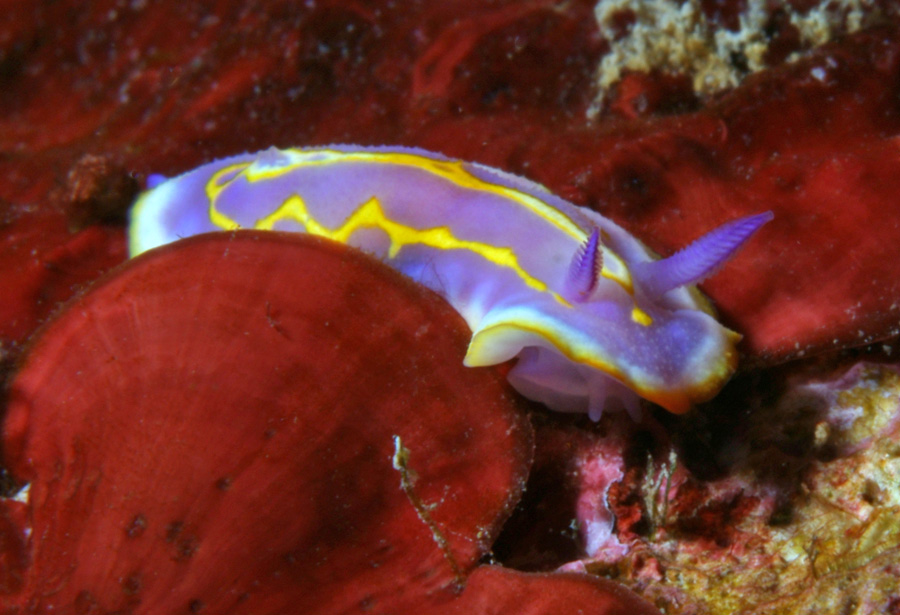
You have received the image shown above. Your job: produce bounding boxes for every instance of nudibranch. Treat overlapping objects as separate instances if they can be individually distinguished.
[129,145,771,419]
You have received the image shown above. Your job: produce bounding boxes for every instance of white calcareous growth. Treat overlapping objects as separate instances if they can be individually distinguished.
[590,0,891,115]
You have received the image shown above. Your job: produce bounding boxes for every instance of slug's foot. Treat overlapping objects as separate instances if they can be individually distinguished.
[509,346,643,421]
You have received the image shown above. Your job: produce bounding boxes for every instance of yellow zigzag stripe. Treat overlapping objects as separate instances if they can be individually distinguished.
[256,194,558,299]
[202,150,650,323]
[204,151,582,238]
[258,150,585,239]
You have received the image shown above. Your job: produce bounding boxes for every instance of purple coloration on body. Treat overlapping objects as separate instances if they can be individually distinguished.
[129,145,771,418]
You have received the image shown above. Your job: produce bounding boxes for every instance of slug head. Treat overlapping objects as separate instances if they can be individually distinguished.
[468,212,772,419]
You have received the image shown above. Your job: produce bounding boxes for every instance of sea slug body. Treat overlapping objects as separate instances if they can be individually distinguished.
[129,145,771,419]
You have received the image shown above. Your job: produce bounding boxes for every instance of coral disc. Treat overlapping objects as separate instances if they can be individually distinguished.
[2,231,536,612]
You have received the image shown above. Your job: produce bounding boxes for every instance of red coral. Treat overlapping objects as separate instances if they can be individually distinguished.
[0,232,658,613]
[0,206,126,351]
[4,3,900,607]
[436,566,660,615]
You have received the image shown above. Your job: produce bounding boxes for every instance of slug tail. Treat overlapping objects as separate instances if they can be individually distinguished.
[636,212,773,298]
